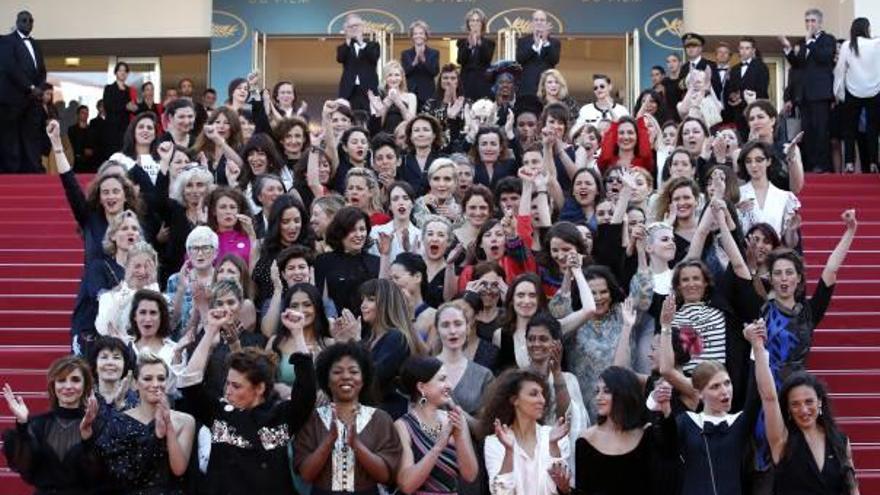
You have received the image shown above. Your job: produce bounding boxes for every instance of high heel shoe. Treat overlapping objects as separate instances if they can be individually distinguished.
[844,163,855,174]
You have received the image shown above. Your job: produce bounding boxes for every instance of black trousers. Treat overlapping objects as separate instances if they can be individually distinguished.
[801,99,832,172]
[347,85,370,114]
[0,101,44,173]
[841,90,880,170]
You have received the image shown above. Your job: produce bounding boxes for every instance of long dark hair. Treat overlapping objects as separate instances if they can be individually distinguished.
[262,195,314,256]
[849,17,870,56]
[596,366,647,430]
[498,273,546,337]
[539,221,588,280]
[278,283,331,347]
[779,372,857,491]
[121,111,158,160]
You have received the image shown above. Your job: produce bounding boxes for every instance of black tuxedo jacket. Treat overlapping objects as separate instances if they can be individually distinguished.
[401,46,440,105]
[515,36,561,95]
[0,32,46,108]
[336,39,380,99]
[725,58,770,101]
[456,37,496,100]
[785,31,835,101]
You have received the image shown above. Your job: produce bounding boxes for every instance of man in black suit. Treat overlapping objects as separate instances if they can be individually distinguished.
[780,8,836,172]
[678,33,721,101]
[0,11,47,173]
[336,14,380,113]
[725,37,770,136]
[400,20,439,109]
[516,10,561,96]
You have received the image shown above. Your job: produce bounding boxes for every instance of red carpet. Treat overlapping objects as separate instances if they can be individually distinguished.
[1,173,879,492]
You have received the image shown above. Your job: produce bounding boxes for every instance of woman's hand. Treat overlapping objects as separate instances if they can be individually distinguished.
[270,260,283,293]
[377,231,392,256]
[224,160,241,185]
[651,378,673,416]
[80,395,99,440]
[46,120,62,149]
[549,341,563,378]
[743,318,768,348]
[501,209,516,238]
[493,419,516,451]
[281,309,305,335]
[3,383,29,424]
[842,209,857,231]
[660,294,676,328]
[448,96,465,119]
[548,416,570,445]
[236,214,256,240]
[548,461,571,494]
[330,309,362,342]
[620,297,637,329]
[449,406,468,440]
[247,70,260,90]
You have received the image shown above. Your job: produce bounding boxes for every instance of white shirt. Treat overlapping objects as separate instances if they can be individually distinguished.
[576,101,629,127]
[738,181,801,237]
[17,31,37,69]
[485,424,569,495]
[740,58,753,77]
[350,39,366,86]
[368,220,422,261]
[834,37,880,100]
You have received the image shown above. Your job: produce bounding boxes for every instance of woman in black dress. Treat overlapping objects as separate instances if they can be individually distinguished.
[573,366,676,495]
[103,61,137,153]
[91,353,195,494]
[180,305,316,494]
[456,8,496,101]
[313,206,380,315]
[750,319,859,494]
[2,356,100,494]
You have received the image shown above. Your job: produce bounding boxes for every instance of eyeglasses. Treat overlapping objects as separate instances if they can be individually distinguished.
[188,245,215,253]
[594,85,606,90]
[182,163,208,172]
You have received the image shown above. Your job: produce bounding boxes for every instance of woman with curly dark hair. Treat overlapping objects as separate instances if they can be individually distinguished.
[295,342,402,494]
[482,367,572,495]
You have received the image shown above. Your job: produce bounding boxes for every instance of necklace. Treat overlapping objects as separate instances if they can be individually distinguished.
[416,411,443,441]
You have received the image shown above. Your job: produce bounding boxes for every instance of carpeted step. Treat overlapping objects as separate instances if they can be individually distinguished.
[0,264,83,279]
[0,346,71,368]
[813,329,880,347]
[0,279,80,295]
[808,346,880,369]
[0,328,71,345]
[812,370,880,394]
[0,294,75,311]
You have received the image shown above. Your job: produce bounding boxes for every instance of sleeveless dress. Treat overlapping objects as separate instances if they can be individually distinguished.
[774,428,848,495]
[400,412,459,494]
[95,412,183,494]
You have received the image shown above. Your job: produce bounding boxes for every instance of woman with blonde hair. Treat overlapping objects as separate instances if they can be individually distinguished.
[537,69,579,120]
[345,167,390,226]
[369,60,418,133]
[413,157,462,227]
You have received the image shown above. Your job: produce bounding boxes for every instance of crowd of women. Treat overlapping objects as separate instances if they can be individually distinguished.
[1,9,865,495]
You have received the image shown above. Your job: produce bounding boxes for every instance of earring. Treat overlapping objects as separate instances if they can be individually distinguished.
[418,393,428,408]
[818,405,823,416]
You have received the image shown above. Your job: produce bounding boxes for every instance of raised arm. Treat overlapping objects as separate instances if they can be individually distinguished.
[612,298,648,385]
[260,262,283,338]
[784,133,805,194]
[746,318,787,464]
[822,209,857,286]
[657,295,700,410]
[559,260,596,333]
[279,310,317,433]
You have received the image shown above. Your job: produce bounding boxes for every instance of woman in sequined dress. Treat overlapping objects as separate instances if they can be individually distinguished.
[92,353,195,494]
[295,342,402,495]
[179,305,316,494]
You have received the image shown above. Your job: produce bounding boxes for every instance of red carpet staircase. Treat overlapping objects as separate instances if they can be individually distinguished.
[1,173,879,492]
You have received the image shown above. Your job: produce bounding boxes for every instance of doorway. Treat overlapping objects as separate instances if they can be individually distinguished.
[262,35,627,121]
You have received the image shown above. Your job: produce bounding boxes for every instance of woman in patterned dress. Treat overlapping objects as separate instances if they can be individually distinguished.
[394,356,479,494]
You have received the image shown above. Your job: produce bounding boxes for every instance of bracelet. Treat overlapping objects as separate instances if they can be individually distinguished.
[53,148,64,153]
[535,190,548,196]
[661,327,672,335]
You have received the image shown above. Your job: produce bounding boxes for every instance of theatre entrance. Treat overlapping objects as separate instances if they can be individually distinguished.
[257,35,631,122]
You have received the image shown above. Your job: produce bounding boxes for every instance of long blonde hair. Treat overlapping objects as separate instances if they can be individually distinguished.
[383,61,409,93]
[360,279,426,356]
[536,69,571,101]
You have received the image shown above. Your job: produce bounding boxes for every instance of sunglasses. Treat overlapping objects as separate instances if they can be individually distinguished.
[594,84,607,90]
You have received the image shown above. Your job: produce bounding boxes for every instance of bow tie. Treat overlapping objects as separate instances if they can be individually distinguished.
[702,421,730,436]
[742,61,750,66]
[21,36,32,41]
